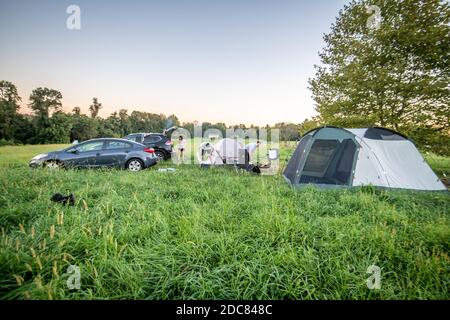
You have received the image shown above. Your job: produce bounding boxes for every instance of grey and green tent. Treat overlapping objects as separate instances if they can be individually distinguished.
[283,127,446,191]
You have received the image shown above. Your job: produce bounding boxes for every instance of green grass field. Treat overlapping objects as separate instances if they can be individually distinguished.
[0,144,449,299]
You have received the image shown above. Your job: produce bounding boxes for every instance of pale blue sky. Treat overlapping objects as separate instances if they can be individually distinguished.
[0,0,350,125]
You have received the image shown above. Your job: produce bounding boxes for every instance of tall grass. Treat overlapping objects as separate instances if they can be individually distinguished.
[0,144,448,299]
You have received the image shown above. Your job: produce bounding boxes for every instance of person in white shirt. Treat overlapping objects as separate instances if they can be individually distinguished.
[178,135,187,164]
[244,140,260,163]
[199,141,214,164]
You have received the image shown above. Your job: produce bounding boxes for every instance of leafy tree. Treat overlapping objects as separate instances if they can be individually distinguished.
[11,114,36,144]
[309,0,450,154]
[202,122,212,135]
[118,109,131,135]
[100,111,121,137]
[70,114,98,142]
[166,114,180,128]
[29,87,63,142]
[210,122,227,136]
[0,80,21,140]
[46,111,72,143]
[299,117,322,136]
[72,106,81,115]
[89,97,102,118]
[181,122,195,136]
[129,111,165,133]
[29,87,62,122]
[274,122,301,141]
[32,111,71,144]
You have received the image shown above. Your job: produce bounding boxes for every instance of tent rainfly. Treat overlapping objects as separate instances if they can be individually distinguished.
[283,127,446,191]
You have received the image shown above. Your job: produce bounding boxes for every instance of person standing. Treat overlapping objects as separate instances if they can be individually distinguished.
[178,135,187,164]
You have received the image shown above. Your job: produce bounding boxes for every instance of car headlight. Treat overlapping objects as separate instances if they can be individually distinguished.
[31,153,48,161]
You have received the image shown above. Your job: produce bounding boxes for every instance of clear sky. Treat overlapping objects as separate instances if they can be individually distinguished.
[0,0,350,126]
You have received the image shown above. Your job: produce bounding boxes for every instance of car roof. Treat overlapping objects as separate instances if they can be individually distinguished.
[126,133,166,137]
[81,138,143,145]
[127,132,163,135]
[85,138,129,141]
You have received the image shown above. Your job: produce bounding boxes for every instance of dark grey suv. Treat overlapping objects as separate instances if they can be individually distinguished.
[123,133,173,161]
[29,138,157,171]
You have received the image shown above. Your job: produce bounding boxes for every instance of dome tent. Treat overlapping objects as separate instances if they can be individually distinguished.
[283,126,446,191]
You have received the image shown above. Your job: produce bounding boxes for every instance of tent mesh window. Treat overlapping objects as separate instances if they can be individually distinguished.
[364,128,407,140]
[283,135,311,183]
[299,138,357,185]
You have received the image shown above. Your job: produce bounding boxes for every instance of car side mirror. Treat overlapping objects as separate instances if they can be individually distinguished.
[68,148,79,154]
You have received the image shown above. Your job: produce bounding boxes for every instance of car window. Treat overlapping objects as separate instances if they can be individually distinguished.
[76,141,104,152]
[106,141,132,150]
[143,135,162,143]
[124,135,136,141]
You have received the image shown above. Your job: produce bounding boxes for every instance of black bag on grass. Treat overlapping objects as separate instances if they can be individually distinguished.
[51,193,75,206]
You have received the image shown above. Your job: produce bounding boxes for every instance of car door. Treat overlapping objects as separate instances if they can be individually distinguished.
[65,141,105,168]
[98,140,133,167]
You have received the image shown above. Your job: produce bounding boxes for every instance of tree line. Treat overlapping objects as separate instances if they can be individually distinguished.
[0,81,313,145]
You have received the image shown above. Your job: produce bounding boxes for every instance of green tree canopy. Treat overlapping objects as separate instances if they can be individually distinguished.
[309,0,449,154]
[0,80,22,140]
[29,87,64,143]
[29,87,62,121]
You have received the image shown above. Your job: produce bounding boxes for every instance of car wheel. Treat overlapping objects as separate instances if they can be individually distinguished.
[45,161,61,170]
[126,159,144,171]
[154,151,165,162]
